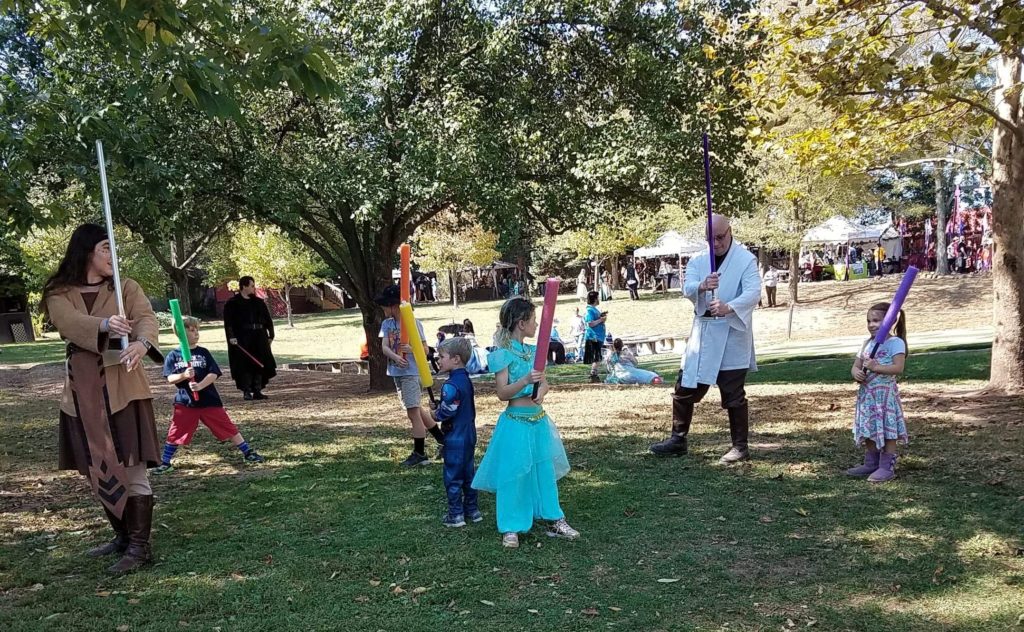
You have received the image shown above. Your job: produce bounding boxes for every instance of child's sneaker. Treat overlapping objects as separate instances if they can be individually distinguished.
[244,451,265,464]
[443,513,466,528]
[400,452,431,468]
[467,509,484,523]
[589,373,601,383]
[546,518,580,539]
[153,463,174,475]
[501,532,519,548]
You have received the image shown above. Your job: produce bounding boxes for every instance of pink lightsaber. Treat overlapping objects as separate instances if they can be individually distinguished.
[532,278,560,399]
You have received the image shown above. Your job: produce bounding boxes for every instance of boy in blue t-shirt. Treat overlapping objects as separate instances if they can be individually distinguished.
[431,337,480,527]
[583,290,608,382]
[154,317,264,474]
[375,285,445,468]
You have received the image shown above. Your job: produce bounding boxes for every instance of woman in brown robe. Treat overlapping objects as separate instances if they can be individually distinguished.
[42,223,164,575]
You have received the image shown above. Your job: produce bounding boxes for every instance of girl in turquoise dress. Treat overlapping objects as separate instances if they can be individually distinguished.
[472,297,579,548]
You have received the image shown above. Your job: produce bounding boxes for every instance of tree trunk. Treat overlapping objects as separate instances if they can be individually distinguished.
[757,246,769,272]
[169,269,192,316]
[450,268,459,309]
[988,53,1024,391]
[933,167,950,276]
[788,249,800,305]
[610,254,620,289]
[360,302,389,390]
[284,283,294,328]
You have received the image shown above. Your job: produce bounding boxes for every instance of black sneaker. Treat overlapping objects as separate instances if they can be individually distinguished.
[589,373,601,383]
[467,509,484,523]
[253,391,268,400]
[243,391,254,401]
[244,451,265,464]
[400,452,431,468]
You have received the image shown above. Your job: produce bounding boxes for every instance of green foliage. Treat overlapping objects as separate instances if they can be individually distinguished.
[228,223,323,292]
[413,212,500,274]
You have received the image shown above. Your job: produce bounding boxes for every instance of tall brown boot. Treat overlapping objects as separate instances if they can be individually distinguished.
[86,506,128,557]
[108,495,154,575]
[719,405,750,464]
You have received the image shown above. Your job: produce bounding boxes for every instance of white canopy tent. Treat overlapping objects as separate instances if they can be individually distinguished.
[634,230,706,258]
[802,216,893,246]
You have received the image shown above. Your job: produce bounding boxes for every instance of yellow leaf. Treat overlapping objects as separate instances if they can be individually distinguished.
[172,76,198,106]
[702,44,717,60]
[159,29,177,45]
[120,0,127,10]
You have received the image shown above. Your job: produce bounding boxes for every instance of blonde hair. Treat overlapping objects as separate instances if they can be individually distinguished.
[439,337,473,365]
[494,297,536,349]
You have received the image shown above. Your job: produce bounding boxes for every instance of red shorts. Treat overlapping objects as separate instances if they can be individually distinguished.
[166,405,240,446]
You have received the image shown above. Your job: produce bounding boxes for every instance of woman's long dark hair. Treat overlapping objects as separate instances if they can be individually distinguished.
[40,223,109,314]
[869,302,908,353]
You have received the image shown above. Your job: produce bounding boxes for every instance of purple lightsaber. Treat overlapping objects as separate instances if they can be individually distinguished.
[703,132,715,272]
[870,266,919,358]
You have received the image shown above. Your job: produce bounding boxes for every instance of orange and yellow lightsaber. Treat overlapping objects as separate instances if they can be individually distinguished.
[398,301,435,404]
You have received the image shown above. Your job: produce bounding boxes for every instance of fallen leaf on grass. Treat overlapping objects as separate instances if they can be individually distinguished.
[369,579,381,586]
[795,508,810,517]
[759,515,774,524]
[392,586,405,595]
[527,609,539,614]
[354,595,370,603]
[116,626,130,632]
[656,578,681,583]
[609,606,622,612]
[581,608,599,616]
[95,591,111,598]
[231,573,245,582]
[29,583,44,591]
[127,599,140,605]
[412,587,428,595]
[480,600,495,607]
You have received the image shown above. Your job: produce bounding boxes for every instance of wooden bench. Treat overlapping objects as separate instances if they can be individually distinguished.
[282,358,368,375]
[616,333,688,356]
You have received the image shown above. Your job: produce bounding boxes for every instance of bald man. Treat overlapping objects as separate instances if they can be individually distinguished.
[650,214,761,464]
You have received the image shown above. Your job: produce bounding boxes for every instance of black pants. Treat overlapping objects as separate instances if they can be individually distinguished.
[627,280,639,300]
[672,368,749,447]
[548,341,566,365]
[765,286,777,307]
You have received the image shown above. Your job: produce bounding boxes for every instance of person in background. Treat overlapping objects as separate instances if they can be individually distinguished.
[762,266,779,308]
[548,318,567,365]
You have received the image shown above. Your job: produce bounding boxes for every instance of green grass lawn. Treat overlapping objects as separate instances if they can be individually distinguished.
[1,349,1021,631]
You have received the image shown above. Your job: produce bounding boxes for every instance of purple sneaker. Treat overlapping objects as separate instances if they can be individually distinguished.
[845,450,880,478]
[868,452,897,483]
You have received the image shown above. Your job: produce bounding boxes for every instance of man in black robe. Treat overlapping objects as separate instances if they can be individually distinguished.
[223,276,277,400]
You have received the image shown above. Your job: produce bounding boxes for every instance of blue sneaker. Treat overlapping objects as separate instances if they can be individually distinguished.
[443,513,466,528]
[467,509,484,523]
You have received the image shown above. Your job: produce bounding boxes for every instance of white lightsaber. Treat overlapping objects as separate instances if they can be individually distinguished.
[95,140,131,356]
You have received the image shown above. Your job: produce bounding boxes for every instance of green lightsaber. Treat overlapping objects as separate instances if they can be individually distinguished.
[169,299,199,401]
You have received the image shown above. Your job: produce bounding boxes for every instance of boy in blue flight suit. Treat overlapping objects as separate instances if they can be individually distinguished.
[432,337,481,527]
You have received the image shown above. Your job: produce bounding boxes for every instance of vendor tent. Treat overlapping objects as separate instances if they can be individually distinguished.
[802,216,891,245]
[634,230,706,258]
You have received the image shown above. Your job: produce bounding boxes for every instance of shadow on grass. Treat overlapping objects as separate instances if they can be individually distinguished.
[2,382,1022,632]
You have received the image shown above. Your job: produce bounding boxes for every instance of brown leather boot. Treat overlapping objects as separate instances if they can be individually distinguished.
[86,506,128,557]
[719,405,750,464]
[108,495,154,575]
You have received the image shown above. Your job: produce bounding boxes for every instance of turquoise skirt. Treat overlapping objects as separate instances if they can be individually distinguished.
[472,405,570,493]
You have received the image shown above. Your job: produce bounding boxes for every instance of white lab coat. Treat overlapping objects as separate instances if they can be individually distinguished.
[679,242,761,388]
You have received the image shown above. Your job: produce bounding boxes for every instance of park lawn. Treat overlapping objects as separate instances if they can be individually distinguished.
[0,273,994,367]
[1,351,1021,632]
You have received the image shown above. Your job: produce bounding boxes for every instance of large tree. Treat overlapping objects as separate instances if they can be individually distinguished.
[240,0,758,389]
[764,0,1024,391]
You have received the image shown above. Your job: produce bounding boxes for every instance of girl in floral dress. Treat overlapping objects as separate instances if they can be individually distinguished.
[846,302,908,483]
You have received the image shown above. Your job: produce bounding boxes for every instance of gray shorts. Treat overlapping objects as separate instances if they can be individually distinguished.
[393,374,423,409]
